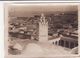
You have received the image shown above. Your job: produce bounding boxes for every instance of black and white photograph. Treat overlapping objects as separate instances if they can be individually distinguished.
[5,3,78,57]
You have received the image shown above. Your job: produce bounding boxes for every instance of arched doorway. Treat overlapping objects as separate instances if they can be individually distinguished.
[60,40,64,47]
[65,41,69,48]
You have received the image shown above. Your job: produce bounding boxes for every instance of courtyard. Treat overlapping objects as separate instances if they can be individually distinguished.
[8,37,75,57]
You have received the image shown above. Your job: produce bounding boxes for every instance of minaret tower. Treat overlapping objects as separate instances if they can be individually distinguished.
[39,13,48,42]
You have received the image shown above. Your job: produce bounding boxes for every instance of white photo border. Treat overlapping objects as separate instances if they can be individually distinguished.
[4,2,80,58]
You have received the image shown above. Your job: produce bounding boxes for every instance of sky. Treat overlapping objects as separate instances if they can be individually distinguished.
[8,5,77,17]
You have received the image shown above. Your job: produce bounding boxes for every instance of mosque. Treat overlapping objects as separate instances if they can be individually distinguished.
[8,13,78,56]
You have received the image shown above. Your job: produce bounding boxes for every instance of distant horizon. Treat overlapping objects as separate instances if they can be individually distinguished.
[9,11,77,17]
[8,5,77,17]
